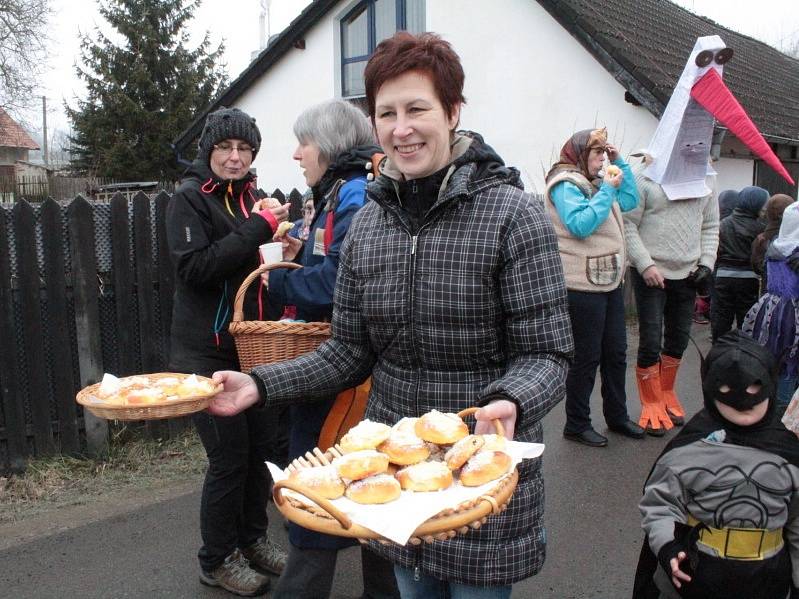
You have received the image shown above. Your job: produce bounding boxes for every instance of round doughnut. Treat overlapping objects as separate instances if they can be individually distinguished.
[606,164,621,177]
[396,461,453,492]
[345,473,401,504]
[480,434,507,452]
[378,431,430,466]
[288,465,345,499]
[339,420,392,454]
[414,410,469,445]
[459,450,512,487]
[332,449,389,481]
[444,434,484,470]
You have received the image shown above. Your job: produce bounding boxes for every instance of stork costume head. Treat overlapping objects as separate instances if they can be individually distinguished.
[643,35,795,201]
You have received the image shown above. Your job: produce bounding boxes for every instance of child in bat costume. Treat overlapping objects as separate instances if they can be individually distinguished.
[633,331,799,599]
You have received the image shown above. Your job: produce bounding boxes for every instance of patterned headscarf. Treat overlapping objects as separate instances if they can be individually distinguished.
[545,127,607,191]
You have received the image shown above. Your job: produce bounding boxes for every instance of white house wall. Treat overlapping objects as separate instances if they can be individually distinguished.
[235,0,755,196]
[238,15,339,192]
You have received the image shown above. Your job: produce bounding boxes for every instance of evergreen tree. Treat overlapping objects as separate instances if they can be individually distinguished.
[66,0,228,180]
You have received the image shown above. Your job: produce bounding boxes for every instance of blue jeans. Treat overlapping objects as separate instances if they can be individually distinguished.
[393,566,512,599]
[564,286,630,433]
[631,269,696,368]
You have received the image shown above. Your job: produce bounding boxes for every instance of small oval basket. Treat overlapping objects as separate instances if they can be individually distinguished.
[272,407,519,545]
[75,373,221,421]
[228,263,331,372]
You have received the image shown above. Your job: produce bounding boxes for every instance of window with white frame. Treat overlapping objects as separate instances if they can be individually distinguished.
[340,0,425,98]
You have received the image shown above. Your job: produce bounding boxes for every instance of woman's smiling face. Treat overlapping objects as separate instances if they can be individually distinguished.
[373,70,460,181]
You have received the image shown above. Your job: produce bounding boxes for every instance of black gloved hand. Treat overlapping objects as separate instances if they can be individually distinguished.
[687,265,712,287]
[657,538,691,578]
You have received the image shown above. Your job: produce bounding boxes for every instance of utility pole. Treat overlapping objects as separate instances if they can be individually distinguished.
[42,95,49,167]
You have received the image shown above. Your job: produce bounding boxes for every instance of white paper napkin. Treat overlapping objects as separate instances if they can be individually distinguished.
[267,440,544,545]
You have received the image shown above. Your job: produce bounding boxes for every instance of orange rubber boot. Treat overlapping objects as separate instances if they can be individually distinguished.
[660,355,685,425]
[636,364,673,436]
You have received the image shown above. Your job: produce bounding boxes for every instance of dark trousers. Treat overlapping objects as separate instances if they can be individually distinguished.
[272,545,400,599]
[193,406,288,572]
[711,276,760,341]
[631,270,696,368]
[564,286,630,433]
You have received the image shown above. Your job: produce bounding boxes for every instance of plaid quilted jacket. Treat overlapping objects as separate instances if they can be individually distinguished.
[253,132,573,586]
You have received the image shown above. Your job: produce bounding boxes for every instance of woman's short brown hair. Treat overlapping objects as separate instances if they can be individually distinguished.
[364,32,466,123]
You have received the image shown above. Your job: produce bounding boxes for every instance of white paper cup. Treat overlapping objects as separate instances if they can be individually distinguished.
[259,242,283,265]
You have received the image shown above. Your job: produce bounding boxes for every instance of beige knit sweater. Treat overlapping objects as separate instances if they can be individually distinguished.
[624,164,719,279]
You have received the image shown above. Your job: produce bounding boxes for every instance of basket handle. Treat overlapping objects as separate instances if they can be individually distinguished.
[273,479,353,530]
[458,406,505,437]
[232,262,303,322]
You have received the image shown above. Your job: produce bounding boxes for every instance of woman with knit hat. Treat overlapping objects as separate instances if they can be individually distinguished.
[166,106,289,596]
[744,201,799,409]
[544,128,643,447]
[712,185,769,341]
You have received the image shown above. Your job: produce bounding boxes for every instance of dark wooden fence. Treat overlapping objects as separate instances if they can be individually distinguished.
[0,187,304,473]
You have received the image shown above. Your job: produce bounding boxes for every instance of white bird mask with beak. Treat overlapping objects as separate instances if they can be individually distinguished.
[644,35,794,200]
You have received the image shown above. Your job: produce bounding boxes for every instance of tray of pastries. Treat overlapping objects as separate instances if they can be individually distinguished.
[76,372,221,420]
[271,407,537,546]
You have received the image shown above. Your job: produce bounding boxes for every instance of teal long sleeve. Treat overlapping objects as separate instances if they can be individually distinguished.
[551,158,639,238]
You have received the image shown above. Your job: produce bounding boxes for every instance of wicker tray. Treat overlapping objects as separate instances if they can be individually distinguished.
[229,263,331,373]
[76,373,221,421]
[273,407,519,545]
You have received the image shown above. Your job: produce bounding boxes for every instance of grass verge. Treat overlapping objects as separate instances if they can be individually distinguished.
[0,426,205,524]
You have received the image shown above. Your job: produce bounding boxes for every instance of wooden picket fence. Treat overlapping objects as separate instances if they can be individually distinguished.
[0,188,304,473]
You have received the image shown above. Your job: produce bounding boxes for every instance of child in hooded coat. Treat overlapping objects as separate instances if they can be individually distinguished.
[711,186,769,341]
[744,202,799,408]
[633,331,799,599]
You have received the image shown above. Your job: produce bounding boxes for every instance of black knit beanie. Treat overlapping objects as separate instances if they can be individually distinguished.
[197,107,261,166]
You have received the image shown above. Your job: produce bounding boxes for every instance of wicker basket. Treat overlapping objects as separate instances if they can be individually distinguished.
[229,263,331,373]
[273,407,518,545]
[75,373,221,421]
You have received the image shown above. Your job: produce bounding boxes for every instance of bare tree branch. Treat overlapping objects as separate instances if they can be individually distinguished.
[0,0,51,115]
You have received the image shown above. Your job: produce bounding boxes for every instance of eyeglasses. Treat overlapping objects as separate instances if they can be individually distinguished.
[213,143,254,158]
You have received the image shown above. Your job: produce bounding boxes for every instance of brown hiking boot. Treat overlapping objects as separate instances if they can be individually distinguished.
[199,549,270,597]
[240,535,287,576]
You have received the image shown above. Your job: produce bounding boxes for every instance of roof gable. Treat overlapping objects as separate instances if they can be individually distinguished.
[537,0,799,143]
[0,108,39,150]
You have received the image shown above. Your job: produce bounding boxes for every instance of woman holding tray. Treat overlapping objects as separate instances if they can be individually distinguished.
[209,32,573,598]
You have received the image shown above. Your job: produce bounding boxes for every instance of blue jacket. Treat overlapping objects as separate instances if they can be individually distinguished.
[268,177,367,322]
[549,157,638,238]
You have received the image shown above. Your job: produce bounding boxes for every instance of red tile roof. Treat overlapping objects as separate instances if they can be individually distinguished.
[0,107,40,150]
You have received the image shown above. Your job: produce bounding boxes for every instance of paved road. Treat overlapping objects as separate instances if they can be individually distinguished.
[0,325,712,599]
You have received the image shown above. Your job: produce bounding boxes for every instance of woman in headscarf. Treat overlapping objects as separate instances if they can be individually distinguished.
[743,202,799,409]
[751,193,794,291]
[717,189,739,221]
[544,128,642,447]
[712,185,769,341]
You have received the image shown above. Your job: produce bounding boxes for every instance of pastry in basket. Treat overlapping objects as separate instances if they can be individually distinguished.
[392,417,418,435]
[396,460,453,492]
[378,429,430,466]
[459,450,512,487]
[415,410,469,444]
[332,449,389,480]
[288,466,345,500]
[345,473,401,504]
[444,434,484,470]
[93,373,217,406]
[339,420,392,453]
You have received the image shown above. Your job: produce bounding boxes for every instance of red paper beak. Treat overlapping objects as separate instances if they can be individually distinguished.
[690,68,794,185]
